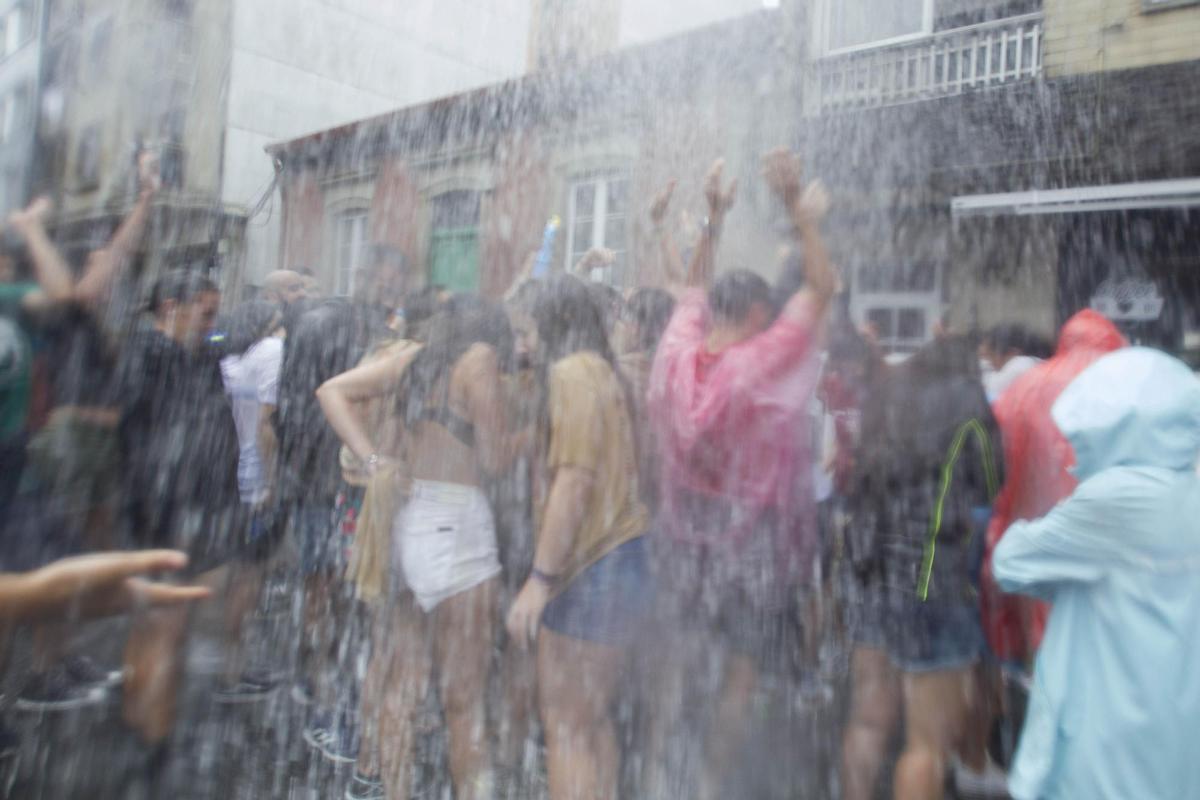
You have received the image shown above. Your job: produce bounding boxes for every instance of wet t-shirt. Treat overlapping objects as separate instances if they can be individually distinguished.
[539,351,648,588]
[648,289,821,575]
[221,335,284,504]
[0,284,37,441]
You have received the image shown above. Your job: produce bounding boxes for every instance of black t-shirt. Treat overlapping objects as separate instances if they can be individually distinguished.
[115,323,240,544]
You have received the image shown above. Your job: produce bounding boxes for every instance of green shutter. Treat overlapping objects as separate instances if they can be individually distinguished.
[429,226,480,293]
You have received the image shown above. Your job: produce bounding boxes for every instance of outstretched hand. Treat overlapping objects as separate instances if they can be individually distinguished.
[137,150,162,198]
[9,550,211,624]
[649,179,677,226]
[762,148,803,205]
[703,159,738,222]
[7,196,54,233]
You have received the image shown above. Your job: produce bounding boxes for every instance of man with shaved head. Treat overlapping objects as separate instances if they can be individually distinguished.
[261,270,308,310]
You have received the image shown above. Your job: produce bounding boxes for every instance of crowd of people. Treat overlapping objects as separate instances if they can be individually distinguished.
[0,146,1198,800]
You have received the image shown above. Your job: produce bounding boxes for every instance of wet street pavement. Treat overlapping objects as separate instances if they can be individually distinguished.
[3,571,853,799]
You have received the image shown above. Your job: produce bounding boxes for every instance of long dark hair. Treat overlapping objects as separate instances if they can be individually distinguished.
[217,300,281,358]
[397,293,513,426]
[625,287,676,355]
[526,274,617,368]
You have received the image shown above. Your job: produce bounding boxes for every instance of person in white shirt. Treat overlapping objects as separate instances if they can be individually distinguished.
[979,323,1052,404]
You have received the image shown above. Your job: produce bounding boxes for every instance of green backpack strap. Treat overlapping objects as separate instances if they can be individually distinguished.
[916,418,1000,601]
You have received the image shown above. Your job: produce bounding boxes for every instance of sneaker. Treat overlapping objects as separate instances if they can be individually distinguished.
[304,717,358,764]
[62,655,123,688]
[345,771,385,800]
[214,672,277,704]
[15,666,107,712]
[954,756,1011,799]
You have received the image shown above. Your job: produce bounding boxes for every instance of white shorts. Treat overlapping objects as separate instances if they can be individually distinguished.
[392,480,501,612]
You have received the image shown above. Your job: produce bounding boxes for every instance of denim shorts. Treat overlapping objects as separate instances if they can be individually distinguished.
[884,597,985,673]
[542,537,653,647]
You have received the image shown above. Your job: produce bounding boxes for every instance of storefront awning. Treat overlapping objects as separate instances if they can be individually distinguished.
[951,178,1200,217]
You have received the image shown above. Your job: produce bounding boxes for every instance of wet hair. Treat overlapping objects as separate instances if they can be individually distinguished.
[625,287,676,354]
[905,334,982,383]
[217,300,281,357]
[147,269,218,314]
[398,293,513,424]
[528,274,616,367]
[402,286,444,338]
[982,323,1053,360]
[586,282,624,331]
[274,299,363,501]
[709,269,774,325]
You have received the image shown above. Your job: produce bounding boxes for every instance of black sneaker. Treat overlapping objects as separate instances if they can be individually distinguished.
[303,716,359,764]
[344,771,385,800]
[62,655,123,688]
[15,666,107,712]
[213,672,277,704]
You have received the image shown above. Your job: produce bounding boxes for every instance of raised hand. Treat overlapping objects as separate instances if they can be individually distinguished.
[703,159,738,222]
[649,179,678,226]
[7,196,54,233]
[762,148,803,206]
[137,149,162,197]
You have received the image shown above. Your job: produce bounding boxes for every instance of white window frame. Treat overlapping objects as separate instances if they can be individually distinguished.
[850,263,943,354]
[565,174,629,282]
[334,210,369,297]
[816,0,934,56]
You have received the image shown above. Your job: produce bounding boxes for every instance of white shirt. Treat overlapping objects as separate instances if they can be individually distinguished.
[984,355,1042,404]
[221,335,283,505]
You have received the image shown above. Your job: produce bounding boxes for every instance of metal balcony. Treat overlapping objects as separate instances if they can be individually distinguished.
[810,13,1043,113]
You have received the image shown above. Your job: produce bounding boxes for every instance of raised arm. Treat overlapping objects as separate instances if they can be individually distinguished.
[7,197,74,312]
[685,159,738,290]
[763,149,836,321]
[645,179,688,291]
[74,151,160,307]
[316,342,422,463]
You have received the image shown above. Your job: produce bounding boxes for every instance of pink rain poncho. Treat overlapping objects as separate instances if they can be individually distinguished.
[982,309,1127,663]
[647,290,822,578]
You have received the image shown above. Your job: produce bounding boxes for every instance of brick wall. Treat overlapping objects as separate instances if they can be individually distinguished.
[1044,0,1200,76]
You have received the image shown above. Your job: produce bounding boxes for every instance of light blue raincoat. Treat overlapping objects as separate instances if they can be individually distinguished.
[994,347,1200,800]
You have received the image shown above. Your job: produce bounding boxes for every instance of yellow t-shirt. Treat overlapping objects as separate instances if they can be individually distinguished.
[543,351,648,587]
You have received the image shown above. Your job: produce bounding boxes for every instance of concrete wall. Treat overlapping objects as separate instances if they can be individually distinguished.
[226,0,531,284]
[617,0,769,46]
[1044,0,1200,76]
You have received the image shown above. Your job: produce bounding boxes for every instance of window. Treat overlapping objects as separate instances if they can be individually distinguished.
[566,175,628,284]
[428,191,481,293]
[334,210,369,297]
[823,0,932,52]
[853,262,941,354]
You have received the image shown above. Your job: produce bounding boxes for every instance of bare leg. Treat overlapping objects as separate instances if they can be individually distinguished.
[893,667,975,800]
[219,562,264,683]
[957,662,1000,771]
[841,646,903,800]
[434,578,498,800]
[380,598,431,800]
[355,602,388,778]
[698,653,758,800]
[538,627,625,800]
[497,623,537,772]
[122,604,191,743]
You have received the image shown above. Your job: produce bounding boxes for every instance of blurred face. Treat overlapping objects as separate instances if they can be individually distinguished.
[367,263,406,308]
[744,301,774,337]
[162,290,220,348]
[508,308,539,369]
[275,276,307,307]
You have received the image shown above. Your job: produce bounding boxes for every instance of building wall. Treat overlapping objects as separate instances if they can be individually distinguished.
[228,0,531,285]
[1044,0,1200,76]
[617,0,769,46]
[0,0,40,215]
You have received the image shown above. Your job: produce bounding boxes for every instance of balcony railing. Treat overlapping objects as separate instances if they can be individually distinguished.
[811,13,1043,113]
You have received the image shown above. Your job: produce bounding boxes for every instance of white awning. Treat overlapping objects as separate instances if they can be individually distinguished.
[951,178,1200,217]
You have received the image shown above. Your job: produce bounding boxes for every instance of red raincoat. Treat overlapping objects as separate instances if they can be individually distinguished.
[982,309,1127,663]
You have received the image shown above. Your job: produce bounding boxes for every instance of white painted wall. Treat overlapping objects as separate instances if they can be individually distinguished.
[617,0,770,46]
[224,0,531,282]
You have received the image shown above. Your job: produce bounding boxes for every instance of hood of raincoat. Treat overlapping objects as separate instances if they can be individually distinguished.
[1054,308,1127,357]
[1052,347,1200,480]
